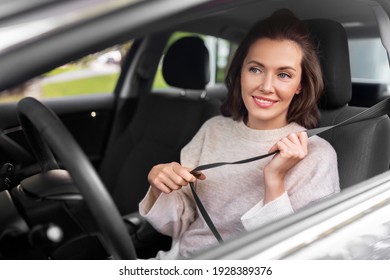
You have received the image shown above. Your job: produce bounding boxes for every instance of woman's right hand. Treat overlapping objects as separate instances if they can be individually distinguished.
[147,162,206,198]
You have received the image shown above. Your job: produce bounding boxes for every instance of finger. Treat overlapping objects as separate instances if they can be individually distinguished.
[268,143,279,153]
[174,166,197,182]
[154,181,172,194]
[275,140,290,157]
[148,163,185,193]
[160,162,191,186]
[280,137,297,152]
[159,173,183,191]
[287,133,301,146]
[274,139,291,158]
[149,171,174,193]
[167,178,185,190]
[298,131,308,155]
[168,170,190,186]
[197,172,207,181]
[281,134,306,158]
[278,139,304,159]
[190,170,207,181]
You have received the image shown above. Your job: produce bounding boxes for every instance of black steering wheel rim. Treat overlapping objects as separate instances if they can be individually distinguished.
[17,97,136,259]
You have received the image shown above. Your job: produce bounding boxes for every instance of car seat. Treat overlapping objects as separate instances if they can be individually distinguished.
[306,19,390,188]
[98,36,220,215]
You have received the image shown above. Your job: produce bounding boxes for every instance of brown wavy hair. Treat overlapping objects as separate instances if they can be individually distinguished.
[221,9,323,129]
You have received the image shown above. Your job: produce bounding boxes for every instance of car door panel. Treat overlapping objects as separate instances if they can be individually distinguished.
[0,94,116,177]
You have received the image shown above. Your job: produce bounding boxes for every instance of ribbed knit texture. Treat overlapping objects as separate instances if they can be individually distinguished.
[139,116,340,259]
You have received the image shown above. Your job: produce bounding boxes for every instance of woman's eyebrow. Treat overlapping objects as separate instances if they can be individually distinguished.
[246,60,297,72]
[278,66,297,72]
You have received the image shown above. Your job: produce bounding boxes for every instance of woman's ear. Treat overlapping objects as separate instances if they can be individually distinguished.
[295,84,302,95]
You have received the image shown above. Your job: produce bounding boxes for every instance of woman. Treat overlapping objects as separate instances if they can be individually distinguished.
[139,9,340,259]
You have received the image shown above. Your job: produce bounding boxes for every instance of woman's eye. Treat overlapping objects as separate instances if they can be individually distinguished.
[278,73,291,79]
[249,67,261,74]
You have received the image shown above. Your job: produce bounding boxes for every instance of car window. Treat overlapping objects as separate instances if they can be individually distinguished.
[349,38,390,84]
[0,42,132,103]
[152,32,236,91]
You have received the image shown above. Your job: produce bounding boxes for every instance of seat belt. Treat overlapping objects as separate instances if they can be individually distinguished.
[189,97,390,243]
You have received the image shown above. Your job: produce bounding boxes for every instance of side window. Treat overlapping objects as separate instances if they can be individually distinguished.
[0,42,132,103]
[152,32,236,91]
[349,38,390,83]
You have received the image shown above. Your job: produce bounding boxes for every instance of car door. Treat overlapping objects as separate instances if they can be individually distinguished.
[0,45,130,180]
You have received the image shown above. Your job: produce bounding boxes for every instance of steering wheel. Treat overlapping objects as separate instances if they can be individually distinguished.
[17,97,136,259]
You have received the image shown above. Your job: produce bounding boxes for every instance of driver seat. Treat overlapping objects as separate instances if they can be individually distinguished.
[98,36,220,258]
[99,36,220,214]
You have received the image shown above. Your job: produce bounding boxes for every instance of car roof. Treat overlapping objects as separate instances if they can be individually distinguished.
[181,0,381,39]
[0,0,387,90]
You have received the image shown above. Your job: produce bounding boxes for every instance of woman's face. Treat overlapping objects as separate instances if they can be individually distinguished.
[241,38,303,130]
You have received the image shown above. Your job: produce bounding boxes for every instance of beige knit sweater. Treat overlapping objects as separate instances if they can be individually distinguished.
[139,116,340,259]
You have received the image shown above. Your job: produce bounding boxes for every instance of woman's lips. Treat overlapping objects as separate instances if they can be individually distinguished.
[252,96,278,108]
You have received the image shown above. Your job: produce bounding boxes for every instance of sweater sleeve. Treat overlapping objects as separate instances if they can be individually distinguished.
[241,136,340,231]
[139,186,197,239]
[241,191,294,230]
[138,119,210,239]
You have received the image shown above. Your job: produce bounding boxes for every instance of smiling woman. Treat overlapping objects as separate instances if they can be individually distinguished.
[140,9,339,260]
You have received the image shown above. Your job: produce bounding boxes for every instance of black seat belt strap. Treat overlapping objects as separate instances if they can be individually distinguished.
[189,180,223,243]
[189,96,390,243]
[307,97,390,137]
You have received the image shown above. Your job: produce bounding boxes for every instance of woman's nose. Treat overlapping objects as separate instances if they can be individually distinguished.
[259,73,274,93]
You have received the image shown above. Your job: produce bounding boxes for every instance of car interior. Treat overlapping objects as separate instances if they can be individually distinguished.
[1,0,390,260]
[102,16,390,258]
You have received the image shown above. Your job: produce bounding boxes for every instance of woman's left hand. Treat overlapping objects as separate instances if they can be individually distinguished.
[263,131,308,203]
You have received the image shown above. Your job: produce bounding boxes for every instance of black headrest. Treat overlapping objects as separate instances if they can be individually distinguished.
[162,36,210,90]
[305,19,352,109]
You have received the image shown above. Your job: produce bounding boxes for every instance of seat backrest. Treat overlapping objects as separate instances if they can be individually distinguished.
[99,36,220,214]
[306,19,390,189]
[350,82,390,107]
